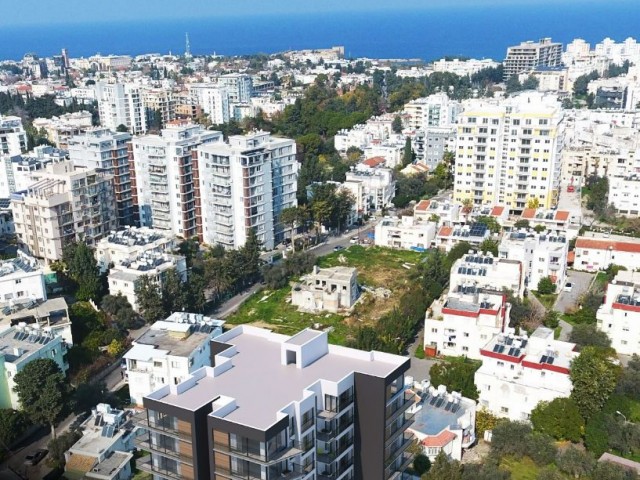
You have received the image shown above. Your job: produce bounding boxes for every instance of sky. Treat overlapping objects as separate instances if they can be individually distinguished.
[1,0,626,27]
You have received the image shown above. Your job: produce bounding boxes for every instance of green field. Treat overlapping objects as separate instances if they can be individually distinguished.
[500,457,541,480]
[225,246,428,344]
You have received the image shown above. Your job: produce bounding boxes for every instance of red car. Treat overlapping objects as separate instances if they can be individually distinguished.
[567,185,575,192]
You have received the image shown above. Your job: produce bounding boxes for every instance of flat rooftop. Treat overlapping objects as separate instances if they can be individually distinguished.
[91,451,132,477]
[411,392,474,436]
[134,323,219,357]
[152,327,407,430]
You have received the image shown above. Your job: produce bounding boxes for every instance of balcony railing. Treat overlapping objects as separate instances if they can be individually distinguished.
[385,412,415,444]
[386,391,414,425]
[137,457,186,480]
[135,436,193,462]
[385,432,414,465]
[317,439,354,464]
[317,457,354,480]
[212,441,303,465]
[132,411,192,442]
[385,452,413,480]
[317,416,354,442]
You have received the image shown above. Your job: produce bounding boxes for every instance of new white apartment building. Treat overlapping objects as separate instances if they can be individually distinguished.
[375,216,436,251]
[0,146,67,198]
[453,93,565,211]
[134,326,413,480]
[107,251,187,311]
[403,93,461,132]
[132,123,224,239]
[449,252,525,298]
[189,84,230,125]
[197,131,298,250]
[124,312,224,405]
[597,270,640,355]
[95,82,147,134]
[424,287,511,360]
[68,128,136,226]
[95,226,177,273]
[503,38,563,80]
[475,327,577,421]
[498,229,568,292]
[218,73,253,104]
[0,115,27,156]
[11,161,117,263]
[609,175,640,216]
[0,325,68,409]
[344,168,395,213]
[0,251,46,305]
[32,111,93,149]
[574,232,640,272]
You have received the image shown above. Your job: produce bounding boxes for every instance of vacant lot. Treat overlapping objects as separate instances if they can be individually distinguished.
[225,246,428,345]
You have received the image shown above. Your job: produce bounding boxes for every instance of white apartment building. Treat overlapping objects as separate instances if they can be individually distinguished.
[344,168,395,213]
[449,252,525,298]
[32,111,93,149]
[0,251,46,305]
[499,229,568,292]
[197,131,298,250]
[403,93,461,132]
[468,204,510,226]
[0,115,27,156]
[414,199,461,226]
[132,123,224,239]
[435,223,491,252]
[475,327,577,421]
[596,270,640,355]
[124,312,224,405]
[519,207,580,233]
[453,93,565,211]
[68,128,136,226]
[189,84,230,125]
[142,87,176,128]
[11,161,117,263]
[0,146,67,198]
[218,73,253,104]
[609,175,640,216]
[64,403,135,480]
[574,232,640,272]
[0,325,68,409]
[95,227,177,273]
[107,251,187,311]
[363,142,404,169]
[424,288,511,360]
[503,38,563,80]
[431,58,500,76]
[95,82,147,134]
[375,216,436,251]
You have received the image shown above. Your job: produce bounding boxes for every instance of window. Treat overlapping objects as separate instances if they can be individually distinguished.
[497,361,505,367]
[154,361,163,368]
[431,328,438,333]
[500,407,509,414]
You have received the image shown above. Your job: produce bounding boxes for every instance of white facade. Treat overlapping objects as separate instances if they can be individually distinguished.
[574,233,640,272]
[498,229,568,291]
[597,270,640,355]
[0,115,27,156]
[0,146,67,198]
[475,327,577,421]
[414,199,461,226]
[0,325,68,409]
[519,207,581,238]
[189,84,230,125]
[344,168,395,213]
[95,227,177,273]
[453,93,565,211]
[95,82,147,134]
[403,93,461,132]
[197,131,298,250]
[124,312,224,405]
[218,74,253,104]
[503,38,563,80]
[132,124,224,239]
[107,252,187,312]
[449,252,525,298]
[11,161,117,263]
[435,223,491,253]
[375,216,436,251]
[609,175,640,216]
[0,251,46,305]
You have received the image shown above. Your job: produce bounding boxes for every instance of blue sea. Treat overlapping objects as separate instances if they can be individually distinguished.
[1,2,639,61]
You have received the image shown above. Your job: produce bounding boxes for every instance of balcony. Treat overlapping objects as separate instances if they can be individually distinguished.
[317,458,354,480]
[317,416,354,442]
[384,432,413,466]
[386,391,414,425]
[135,436,193,463]
[385,412,415,445]
[132,411,192,442]
[385,452,413,480]
[212,442,303,466]
[136,457,185,480]
[317,440,353,464]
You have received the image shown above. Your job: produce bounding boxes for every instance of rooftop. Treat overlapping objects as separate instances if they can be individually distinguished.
[149,326,407,430]
[0,326,60,364]
[100,227,171,248]
[131,317,223,358]
[411,387,474,437]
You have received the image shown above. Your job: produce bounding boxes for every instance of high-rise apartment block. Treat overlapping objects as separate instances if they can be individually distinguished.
[196,131,298,250]
[0,115,27,156]
[453,93,565,211]
[218,73,253,104]
[134,326,413,480]
[96,82,147,134]
[68,128,136,226]
[503,38,563,80]
[11,161,117,263]
[131,124,223,239]
[189,84,231,125]
[142,87,176,129]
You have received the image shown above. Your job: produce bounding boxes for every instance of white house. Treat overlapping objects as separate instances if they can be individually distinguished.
[124,312,224,405]
[609,175,640,217]
[574,232,640,272]
[519,208,581,239]
[597,270,640,355]
[374,216,436,251]
[343,168,395,213]
[448,252,525,298]
[414,199,461,226]
[0,251,46,305]
[435,223,491,253]
[499,229,568,292]
[475,327,577,422]
[95,227,177,273]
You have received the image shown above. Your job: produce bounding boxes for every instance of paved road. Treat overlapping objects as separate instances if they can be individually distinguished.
[554,270,595,314]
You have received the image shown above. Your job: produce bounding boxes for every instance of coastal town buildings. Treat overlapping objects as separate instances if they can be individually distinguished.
[574,232,640,272]
[503,38,563,80]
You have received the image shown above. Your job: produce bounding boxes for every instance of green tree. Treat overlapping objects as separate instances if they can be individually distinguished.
[0,409,31,451]
[63,241,102,301]
[556,445,595,478]
[616,354,640,400]
[47,430,82,469]
[569,323,612,350]
[591,460,638,480]
[522,75,540,90]
[414,454,431,476]
[570,346,620,420]
[134,275,165,322]
[490,420,532,459]
[542,310,560,329]
[115,124,128,133]
[479,238,499,256]
[474,215,501,234]
[13,359,69,438]
[161,268,188,313]
[280,206,300,249]
[392,115,403,134]
[513,219,530,229]
[446,241,473,268]
[475,408,499,439]
[424,451,462,480]
[530,397,584,442]
[429,360,480,400]
[535,467,564,480]
[73,382,111,414]
[536,276,556,295]
[402,137,415,167]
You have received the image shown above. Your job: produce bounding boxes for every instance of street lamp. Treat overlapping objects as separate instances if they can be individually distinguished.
[616,410,628,423]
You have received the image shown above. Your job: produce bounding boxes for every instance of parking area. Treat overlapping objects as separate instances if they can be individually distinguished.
[554,270,595,314]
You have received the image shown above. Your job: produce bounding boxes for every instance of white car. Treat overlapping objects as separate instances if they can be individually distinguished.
[563,282,573,292]
[350,236,359,244]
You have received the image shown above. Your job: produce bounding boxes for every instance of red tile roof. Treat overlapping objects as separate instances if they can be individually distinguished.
[438,226,453,237]
[521,208,536,219]
[567,251,575,263]
[415,200,431,212]
[576,238,640,253]
[362,156,386,168]
[554,211,570,221]
[491,206,505,217]
[422,430,457,447]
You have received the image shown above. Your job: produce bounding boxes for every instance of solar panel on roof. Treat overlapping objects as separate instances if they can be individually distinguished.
[445,402,453,411]
[505,338,513,346]
[508,347,516,356]
[435,398,445,408]
[513,348,521,357]
[541,355,548,363]
[498,345,506,353]
[493,344,500,353]
[547,357,555,365]
[429,396,438,406]
[451,404,460,414]
[521,340,528,348]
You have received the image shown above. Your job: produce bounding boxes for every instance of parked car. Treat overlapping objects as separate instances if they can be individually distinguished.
[24,449,48,466]
[563,282,573,292]
[567,185,575,192]
[349,236,359,244]
[333,245,344,251]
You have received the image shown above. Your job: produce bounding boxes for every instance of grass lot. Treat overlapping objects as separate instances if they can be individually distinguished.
[554,326,562,339]
[500,457,541,480]
[531,291,558,311]
[226,246,428,345]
